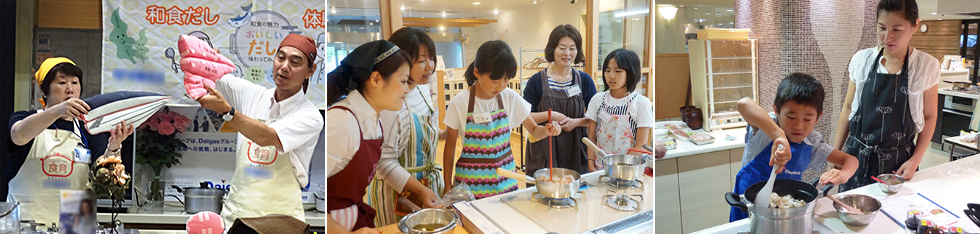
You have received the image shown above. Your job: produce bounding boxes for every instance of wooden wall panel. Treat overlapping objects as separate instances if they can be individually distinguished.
[37,0,101,29]
[911,20,962,60]
[655,54,691,119]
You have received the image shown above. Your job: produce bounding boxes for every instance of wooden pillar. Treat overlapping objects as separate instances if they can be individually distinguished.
[380,0,403,39]
[646,0,655,99]
[585,0,599,78]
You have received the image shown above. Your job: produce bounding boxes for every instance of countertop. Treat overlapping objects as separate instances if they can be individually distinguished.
[939,89,980,99]
[657,123,747,159]
[693,154,980,233]
[96,206,325,227]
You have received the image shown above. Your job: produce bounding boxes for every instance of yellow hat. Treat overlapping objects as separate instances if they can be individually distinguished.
[35,57,76,108]
[35,57,76,85]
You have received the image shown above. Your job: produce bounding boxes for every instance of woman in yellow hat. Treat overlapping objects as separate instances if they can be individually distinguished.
[5,57,134,226]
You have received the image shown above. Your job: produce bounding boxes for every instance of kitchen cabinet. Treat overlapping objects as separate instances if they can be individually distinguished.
[655,158,682,234]
[656,147,744,233]
[729,147,744,192]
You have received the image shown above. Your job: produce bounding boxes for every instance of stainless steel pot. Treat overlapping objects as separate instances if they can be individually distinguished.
[171,182,226,214]
[725,178,834,234]
[0,202,19,231]
[397,198,458,234]
[495,168,581,199]
[600,154,646,181]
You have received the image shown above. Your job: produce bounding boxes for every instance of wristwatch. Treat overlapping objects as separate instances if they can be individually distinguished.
[222,107,236,121]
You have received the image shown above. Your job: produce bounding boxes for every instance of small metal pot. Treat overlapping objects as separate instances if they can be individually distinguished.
[600,154,646,181]
[0,202,19,231]
[495,168,581,199]
[398,198,459,234]
[171,182,225,214]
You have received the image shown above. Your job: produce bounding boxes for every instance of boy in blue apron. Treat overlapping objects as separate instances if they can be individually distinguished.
[729,73,860,222]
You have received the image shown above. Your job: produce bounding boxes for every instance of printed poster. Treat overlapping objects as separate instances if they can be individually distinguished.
[101,1,326,106]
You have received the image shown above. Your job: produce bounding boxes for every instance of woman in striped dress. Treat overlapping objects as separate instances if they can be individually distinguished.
[442,40,561,198]
[365,27,445,227]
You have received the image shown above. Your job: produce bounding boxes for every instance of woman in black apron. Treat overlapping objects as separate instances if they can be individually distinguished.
[834,0,940,191]
[523,24,597,176]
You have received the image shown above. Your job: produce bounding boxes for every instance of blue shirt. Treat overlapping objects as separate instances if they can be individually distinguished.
[741,113,834,175]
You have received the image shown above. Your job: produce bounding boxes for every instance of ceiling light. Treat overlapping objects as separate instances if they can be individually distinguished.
[727,9,733,12]
[705,13,711,15]
[494,9,499,14]
[931,12,937,15]
[331,7,337,14]
[440,26,445,31]
[938,18,942,20]
[533,1,538,4]
[442,11,447,17]
[376,20,379,22]
[401,5,405,10]
[718,23,722,25]
[473,2,481,5]
[694,8,698,9]
[616,19,622,22]
[369,22,373,25]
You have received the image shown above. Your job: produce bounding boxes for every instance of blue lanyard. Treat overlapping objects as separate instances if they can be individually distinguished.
[43,108,88,148]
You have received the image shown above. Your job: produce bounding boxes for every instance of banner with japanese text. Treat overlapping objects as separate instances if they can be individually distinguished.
[101,1,326,107]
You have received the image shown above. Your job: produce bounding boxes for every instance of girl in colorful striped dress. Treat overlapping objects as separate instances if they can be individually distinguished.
[442,40,561,198]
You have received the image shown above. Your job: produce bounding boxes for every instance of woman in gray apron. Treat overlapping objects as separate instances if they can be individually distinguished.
[834,0,940,191]
[522,24,598,176]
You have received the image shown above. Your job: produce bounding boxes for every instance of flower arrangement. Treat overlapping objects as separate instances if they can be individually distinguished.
[135,107,191,201]
[89,155,130,203]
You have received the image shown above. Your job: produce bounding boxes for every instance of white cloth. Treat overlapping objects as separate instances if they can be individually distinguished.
[221,119,305,225]
[847,47,941,133]
[7,125,89,226]
[215,74,324,187]
[584,92,654,128]
[378,85,438,192]
[444,88,531,133]
[327,90,383,177]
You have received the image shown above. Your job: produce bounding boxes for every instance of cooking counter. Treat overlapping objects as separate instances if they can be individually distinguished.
[95,206,325,228]
[939,89,980,99]
[465,170,653,234]
[660,127,747,159]
[693,153,980,233]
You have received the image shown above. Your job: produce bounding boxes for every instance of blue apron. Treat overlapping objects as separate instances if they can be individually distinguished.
[729,141,812,222]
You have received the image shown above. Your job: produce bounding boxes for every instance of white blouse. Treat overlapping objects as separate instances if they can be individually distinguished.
[847,47,940,133]
[377,84,439,192]
[327,90,384,177]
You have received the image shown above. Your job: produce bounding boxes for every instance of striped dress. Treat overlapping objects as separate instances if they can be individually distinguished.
[454,89,518,199]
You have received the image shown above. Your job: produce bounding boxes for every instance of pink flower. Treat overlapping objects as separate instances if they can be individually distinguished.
[145,114,161,131]
[171,113,191,133]
[157,121,176,135]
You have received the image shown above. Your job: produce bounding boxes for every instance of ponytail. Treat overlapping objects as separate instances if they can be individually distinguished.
[464,63,478,86]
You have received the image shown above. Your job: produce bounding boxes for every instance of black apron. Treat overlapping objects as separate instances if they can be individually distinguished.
[839,48,917,192]
[525,69,589,178]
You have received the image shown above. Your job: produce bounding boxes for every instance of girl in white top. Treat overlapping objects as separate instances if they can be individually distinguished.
[585,49,653,171]
[442,40,560,198]
[326,40,412,234]
[369,27,446,227]
[834,0,940,191]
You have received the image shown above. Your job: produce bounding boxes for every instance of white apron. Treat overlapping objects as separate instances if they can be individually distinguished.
[220,118,304,226]
[596,93,638,155]
[7,116,90,226]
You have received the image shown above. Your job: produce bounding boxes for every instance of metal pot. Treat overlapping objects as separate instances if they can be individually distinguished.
[314,190,325,213]
[0,202,19,231]
[945,80,974,89]
[725,178,834,234]
[600,154,646,181]
[496,168,581,199]
[171,182,226,214]
[397,198,459,234]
